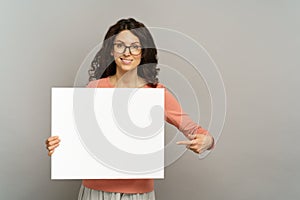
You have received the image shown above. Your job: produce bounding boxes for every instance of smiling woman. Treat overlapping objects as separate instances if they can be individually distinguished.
[112,30,143,74]
[89,18,159,88]
[45,17,214,200]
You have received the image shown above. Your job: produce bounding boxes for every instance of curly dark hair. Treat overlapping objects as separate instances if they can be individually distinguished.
[89,18,160,87]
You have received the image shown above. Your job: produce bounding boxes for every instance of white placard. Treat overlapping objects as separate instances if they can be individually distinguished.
[51,88,164,179]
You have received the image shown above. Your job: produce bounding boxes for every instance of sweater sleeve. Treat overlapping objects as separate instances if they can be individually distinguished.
[161,84,215,150]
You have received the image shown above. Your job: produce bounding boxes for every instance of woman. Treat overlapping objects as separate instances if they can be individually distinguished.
[46,18,214,200]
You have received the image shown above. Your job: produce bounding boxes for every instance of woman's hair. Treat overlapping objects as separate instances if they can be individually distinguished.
[89,18,159,87]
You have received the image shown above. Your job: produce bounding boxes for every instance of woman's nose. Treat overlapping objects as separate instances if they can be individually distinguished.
[123,47,131,56]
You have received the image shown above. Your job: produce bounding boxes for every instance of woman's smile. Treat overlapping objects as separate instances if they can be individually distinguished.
[120,57,134,65]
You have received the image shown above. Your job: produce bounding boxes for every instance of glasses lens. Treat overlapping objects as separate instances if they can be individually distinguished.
[114,43,125,54]
[130,45,141,55]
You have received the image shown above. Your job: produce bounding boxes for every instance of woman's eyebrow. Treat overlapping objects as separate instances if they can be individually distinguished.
[115,40,140,44]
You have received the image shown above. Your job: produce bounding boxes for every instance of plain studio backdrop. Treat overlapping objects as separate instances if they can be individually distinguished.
[1,1,299,200]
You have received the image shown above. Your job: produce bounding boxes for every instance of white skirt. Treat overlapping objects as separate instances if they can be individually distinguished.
[78,184,156,200]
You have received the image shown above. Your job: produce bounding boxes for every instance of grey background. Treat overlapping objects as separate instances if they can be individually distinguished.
[1,1,299,200]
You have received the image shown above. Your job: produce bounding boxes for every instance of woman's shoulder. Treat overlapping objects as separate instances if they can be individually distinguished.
[155,82,166,88]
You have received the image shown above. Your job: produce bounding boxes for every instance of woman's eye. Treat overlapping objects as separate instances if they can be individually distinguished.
[132,45,139,49]
[116,44,123,48]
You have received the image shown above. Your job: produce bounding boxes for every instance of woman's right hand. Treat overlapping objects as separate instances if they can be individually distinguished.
[45,136,60,156]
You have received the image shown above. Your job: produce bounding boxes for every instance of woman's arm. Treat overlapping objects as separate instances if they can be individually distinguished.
[162,85,214,154]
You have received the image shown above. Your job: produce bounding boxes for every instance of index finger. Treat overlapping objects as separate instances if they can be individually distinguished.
[176,140,194,145]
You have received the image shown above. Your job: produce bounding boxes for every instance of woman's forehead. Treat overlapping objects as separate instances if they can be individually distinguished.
[115,30,140,44]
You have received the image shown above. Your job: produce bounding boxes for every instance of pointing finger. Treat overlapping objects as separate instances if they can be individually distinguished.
[176,140,193,145]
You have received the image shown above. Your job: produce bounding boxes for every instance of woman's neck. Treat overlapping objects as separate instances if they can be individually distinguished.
[110,69,147,88]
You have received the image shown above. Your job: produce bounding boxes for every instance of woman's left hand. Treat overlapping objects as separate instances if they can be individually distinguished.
[176,134,214,154]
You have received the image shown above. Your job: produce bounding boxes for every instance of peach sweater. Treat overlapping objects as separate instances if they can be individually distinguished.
[83,77,212,193]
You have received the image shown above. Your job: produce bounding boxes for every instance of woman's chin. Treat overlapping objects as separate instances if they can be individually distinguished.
[119,65,138,72]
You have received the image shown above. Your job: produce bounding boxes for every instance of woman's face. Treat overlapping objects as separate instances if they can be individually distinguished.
[111,30,142,74]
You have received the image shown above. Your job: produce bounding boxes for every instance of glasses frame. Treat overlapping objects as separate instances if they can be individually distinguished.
[113,42,142,56]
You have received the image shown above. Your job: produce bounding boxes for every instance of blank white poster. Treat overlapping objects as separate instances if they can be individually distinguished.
[51,88,164,179]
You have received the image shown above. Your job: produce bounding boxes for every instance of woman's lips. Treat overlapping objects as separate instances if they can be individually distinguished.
[120,58,133,65]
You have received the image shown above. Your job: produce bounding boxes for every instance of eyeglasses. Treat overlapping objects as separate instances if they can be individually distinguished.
[113,42,142,55]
